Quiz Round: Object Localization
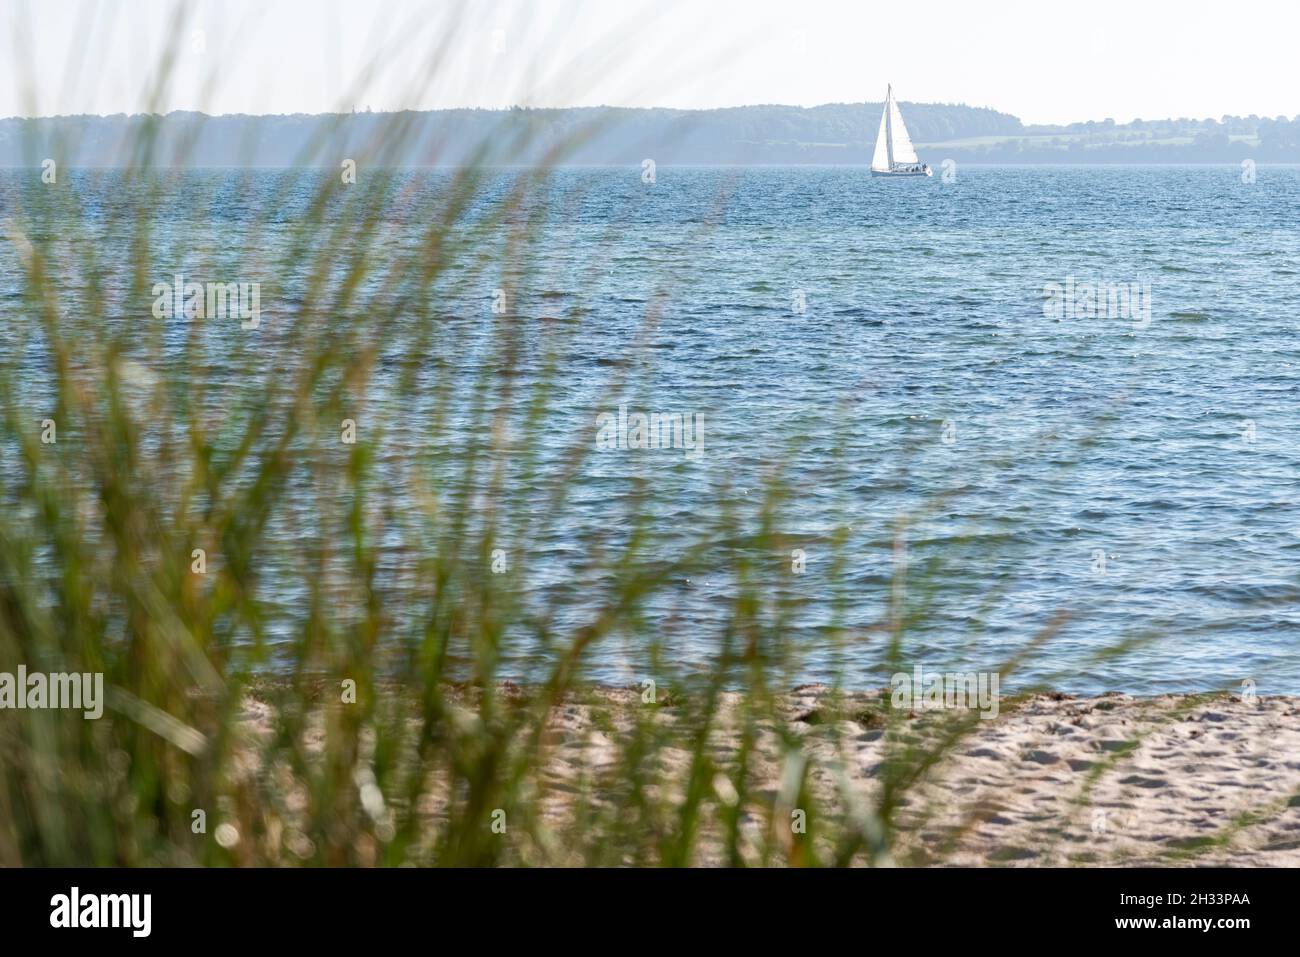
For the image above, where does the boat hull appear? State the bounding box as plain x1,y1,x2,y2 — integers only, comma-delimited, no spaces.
870,168,932,178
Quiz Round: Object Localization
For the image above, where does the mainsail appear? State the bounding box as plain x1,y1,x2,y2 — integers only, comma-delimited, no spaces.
887,93,918,164
871,85,919,171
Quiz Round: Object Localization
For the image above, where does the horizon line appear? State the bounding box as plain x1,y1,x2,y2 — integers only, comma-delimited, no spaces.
6,102,1296,128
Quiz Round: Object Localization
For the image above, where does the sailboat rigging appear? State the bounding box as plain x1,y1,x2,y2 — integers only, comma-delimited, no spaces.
870,85,932,178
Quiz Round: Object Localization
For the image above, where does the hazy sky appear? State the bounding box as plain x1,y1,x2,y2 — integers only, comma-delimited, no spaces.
5,0,1298,124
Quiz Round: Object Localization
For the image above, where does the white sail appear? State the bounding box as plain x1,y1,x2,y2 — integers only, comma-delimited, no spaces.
870,98,890,171
887,93,918,165
870,85,928,176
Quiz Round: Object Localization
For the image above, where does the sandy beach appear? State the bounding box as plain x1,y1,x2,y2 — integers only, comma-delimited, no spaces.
236,683,1300,866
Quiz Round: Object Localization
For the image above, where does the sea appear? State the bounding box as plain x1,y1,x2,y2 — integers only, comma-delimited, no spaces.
3,165,1299,694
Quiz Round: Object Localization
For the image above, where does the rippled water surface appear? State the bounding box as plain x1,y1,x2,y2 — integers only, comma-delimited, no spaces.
4,166,1299,693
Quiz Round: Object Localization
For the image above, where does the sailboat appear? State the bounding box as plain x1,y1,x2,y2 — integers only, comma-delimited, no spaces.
870,85,932,177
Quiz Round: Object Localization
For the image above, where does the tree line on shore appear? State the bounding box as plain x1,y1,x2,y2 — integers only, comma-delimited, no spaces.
2,103,1297,166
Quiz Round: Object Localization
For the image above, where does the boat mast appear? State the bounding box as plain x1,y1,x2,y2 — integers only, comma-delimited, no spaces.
884,84,894,168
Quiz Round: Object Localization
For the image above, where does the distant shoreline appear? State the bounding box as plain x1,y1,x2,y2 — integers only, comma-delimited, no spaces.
5,162,1299,170
4,105,1297,167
